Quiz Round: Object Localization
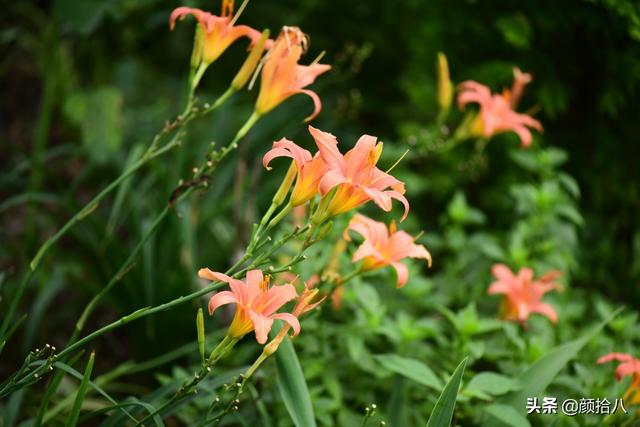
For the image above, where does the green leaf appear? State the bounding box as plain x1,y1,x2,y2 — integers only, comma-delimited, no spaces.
484,309,622,427
465,372,521,397
275,334,317,427
65,351,95,427
374,354,443,391
426,358,467,427
484,404,531,427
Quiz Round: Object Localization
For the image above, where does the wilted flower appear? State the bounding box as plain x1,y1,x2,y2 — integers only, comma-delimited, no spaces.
263,275,324,355
263,138,327,206
346,214,431,287
255,27,331,122
310,126,409,220
597,352,640,405
457,80,542,148
487,264,561,324
199,268,299,344
170,0,263,66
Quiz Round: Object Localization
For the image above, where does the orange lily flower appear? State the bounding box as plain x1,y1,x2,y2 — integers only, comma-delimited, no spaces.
170,0,263,65
457,80,542,148
487,264,561,324
310,126,409,220
263,138,327,206
598,352,640,405
199,268,299,344
255,27,331,122
346,214,431,287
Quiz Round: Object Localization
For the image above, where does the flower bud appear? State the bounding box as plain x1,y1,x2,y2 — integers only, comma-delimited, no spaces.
272,161,297,206
190,25,204,70
197,308,206,364
437,52,453,113
232,29,270,91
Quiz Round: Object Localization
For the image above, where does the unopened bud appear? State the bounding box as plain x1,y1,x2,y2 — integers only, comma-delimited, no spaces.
272,161,297,206
232,29,270,90
437,52,453,113
196,308,206,365
190,25,204,69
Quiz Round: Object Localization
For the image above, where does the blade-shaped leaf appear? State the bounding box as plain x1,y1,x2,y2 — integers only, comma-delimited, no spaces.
275,335,316,427
374,354,443,391
65,351,95,427
426,357,467,427
484,308,622,427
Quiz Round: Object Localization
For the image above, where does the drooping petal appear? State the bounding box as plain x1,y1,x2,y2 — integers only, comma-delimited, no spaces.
227,24,263,47
169,7,212,31
391,261,409,288
387,190,410,221
513,124,534,148
208,291,238,315
249,311,275,344
298,89,323,122
271,312,301,336
457,81,492,109
531,302,558,323
362,186,393,212
263,138,312,170
598,353,636,364
615,362,638,381
198,268,245,289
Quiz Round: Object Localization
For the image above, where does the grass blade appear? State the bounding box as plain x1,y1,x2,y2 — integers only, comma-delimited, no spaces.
426,357,467,427
275,334,316,427
65,351,95,427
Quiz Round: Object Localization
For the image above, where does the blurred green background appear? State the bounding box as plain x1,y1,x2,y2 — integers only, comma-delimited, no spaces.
2,0,640,425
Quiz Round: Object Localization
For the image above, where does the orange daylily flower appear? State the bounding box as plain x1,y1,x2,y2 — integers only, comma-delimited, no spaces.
457,79,542,148
487,264,561,324
598,352,640,405
199,268,299,344
263,138,327,206
310,126,410,220
170,0,263,65
255,27,331,122
346,214,431,287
